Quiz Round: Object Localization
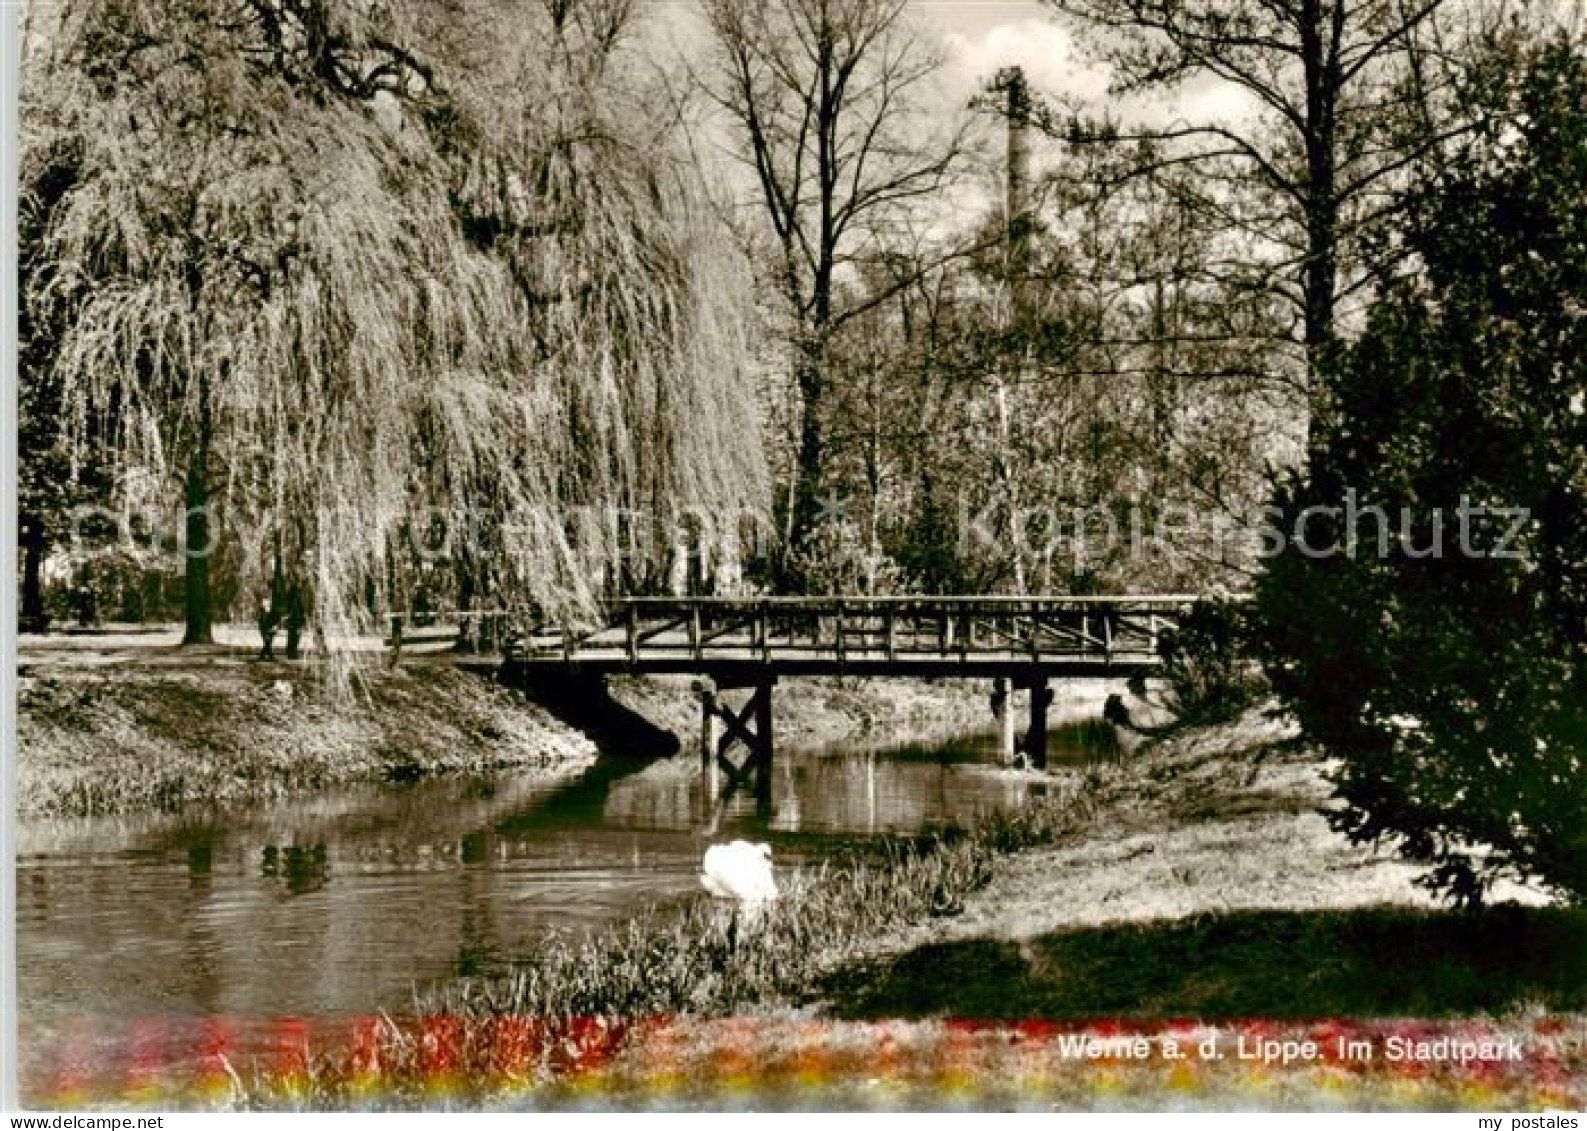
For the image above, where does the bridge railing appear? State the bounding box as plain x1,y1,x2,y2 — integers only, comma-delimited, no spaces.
382,595,1212,668
512,595,1203,666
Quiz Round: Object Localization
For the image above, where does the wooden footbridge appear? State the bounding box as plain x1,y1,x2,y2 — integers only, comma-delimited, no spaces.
388,594,1201,797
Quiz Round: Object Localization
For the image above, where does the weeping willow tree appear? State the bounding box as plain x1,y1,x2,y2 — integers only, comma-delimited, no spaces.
21,0,767,657
400,0,770,604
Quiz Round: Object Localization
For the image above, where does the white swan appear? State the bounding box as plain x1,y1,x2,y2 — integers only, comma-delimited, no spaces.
700,840,777,904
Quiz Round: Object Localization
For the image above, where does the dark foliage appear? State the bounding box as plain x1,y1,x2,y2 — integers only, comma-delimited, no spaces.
1157,597,1266,725
1255,34,1587,905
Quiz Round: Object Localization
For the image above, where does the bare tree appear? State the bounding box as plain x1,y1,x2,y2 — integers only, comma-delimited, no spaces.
701,0,964,558
1043,0,1502,444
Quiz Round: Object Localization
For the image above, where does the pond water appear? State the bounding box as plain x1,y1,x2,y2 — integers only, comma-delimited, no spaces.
16,717,1119,1089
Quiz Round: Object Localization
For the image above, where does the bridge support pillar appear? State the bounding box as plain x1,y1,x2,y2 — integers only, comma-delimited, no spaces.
991,678,1016,764
1023,676,1052,771
696,681,722,804
693,677,776,813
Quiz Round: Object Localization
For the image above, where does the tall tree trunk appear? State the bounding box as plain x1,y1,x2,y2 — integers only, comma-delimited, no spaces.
181,381,215,646
20,514,48,631
258,531,284,658
789,338,827,553
456,558,477,653
284,579,306,660
1303,155,1339,448
1300,0,1344,458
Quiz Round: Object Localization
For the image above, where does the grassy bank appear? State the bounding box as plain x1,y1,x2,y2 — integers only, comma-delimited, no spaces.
16,662,599,818
823,904,1587,1020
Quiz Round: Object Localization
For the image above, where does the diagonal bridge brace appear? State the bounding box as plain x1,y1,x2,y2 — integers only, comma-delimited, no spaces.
713,694,763,785
694,677,775,804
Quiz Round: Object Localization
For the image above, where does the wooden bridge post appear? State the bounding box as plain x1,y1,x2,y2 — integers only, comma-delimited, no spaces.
752,680,774,814
1025,676,1052,771
992,678,1016,764
694,678,721,803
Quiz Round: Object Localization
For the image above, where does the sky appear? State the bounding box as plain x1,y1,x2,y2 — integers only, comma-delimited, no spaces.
913,0,1110,104
912,0,1258,128
647,0,1254,127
